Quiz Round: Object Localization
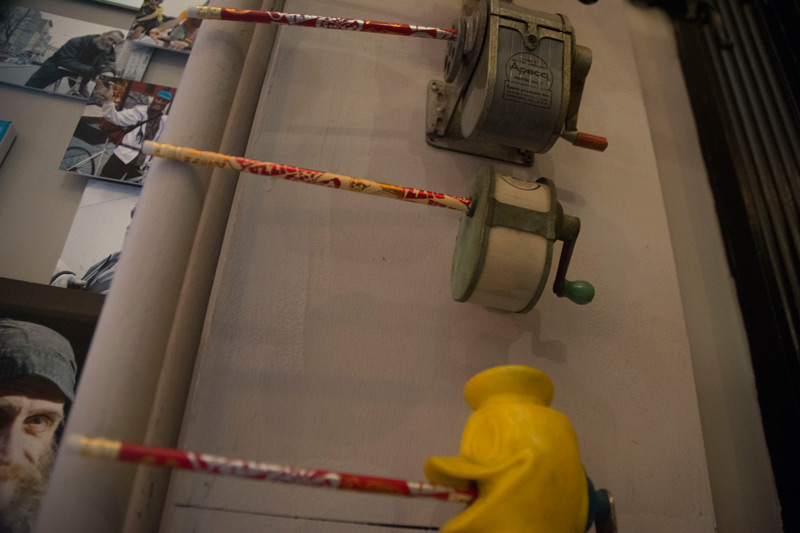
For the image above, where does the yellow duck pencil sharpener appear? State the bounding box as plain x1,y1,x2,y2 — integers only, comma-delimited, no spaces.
426,365,615,532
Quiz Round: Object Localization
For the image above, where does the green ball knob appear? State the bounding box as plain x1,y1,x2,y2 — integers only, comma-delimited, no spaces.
560,280,595,305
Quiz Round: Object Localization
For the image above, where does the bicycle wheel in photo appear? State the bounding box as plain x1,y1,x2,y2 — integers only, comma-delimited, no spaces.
61,146,96,175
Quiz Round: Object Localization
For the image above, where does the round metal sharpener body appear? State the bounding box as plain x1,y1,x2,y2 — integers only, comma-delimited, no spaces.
451,165,555,313
460,3,575,153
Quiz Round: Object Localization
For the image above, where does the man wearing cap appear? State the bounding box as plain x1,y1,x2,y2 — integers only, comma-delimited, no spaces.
0,319,77,533
98,86,172,182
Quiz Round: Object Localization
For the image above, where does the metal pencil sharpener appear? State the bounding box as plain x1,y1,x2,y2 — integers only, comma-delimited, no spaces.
451,165,594,312
427,0,607,166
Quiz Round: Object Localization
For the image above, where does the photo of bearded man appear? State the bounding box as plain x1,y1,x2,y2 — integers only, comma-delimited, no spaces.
0,320,76,533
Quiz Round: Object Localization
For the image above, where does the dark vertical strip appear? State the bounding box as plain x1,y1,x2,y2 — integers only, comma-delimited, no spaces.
673,0,800,528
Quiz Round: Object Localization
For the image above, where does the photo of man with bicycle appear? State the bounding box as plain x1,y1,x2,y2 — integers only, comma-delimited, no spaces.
0,6,131,99
23,30,123,98
59,77,176,186
96,81,171,182
125,0,204,53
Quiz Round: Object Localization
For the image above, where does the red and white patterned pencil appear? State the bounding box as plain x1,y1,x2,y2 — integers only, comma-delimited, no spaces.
142,141,473,212
68,436,478,503
187,6,458,41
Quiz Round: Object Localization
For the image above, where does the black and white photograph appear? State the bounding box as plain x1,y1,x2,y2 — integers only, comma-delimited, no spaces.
0,6,151,99
125,0,204,53
51,179,138,295
60,76,175,185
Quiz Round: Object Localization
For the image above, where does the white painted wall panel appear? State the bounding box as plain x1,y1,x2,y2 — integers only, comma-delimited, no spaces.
162,0,715,530
167,504,438,532
625,5,780,531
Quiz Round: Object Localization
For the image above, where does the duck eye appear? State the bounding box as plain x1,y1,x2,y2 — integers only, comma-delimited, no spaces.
463,417,501,462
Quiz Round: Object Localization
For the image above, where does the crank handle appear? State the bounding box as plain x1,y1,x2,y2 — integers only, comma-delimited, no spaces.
561,131,608,152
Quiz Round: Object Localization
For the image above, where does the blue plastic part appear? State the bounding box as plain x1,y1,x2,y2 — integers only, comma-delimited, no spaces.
585,476,611,531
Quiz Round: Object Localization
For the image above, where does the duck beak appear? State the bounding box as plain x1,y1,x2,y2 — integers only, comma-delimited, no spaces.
424,451,531,490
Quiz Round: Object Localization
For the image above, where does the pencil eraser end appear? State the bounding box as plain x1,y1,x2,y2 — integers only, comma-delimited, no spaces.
142,140,154,155
187,6,198,18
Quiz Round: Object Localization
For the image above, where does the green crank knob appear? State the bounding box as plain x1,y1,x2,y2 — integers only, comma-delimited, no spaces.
560,280,595,305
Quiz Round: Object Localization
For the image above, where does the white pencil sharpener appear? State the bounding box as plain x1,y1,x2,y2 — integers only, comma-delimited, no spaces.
451,165,594,312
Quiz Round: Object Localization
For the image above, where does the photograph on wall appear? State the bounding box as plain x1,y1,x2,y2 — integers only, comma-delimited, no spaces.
90,0,145,10
60,76,175,185
0,306,101,531
51,179,139,295
0,5,151,99
124,0,204,53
